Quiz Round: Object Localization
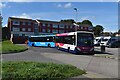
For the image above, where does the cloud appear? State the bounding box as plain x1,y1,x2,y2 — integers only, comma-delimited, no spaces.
57,4,62,7
0,0,118,2
12,13,32,19
3,24,7,27
0,2,6,8
1,0,35,2
80,16,96,21
64,3,71,8
57,3,72,8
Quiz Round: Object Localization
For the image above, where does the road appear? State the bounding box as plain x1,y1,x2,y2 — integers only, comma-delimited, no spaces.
94,47,119,59
2,47,119,78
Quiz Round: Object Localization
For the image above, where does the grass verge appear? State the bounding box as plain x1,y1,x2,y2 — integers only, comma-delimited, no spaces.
1,40,28,54
2,61,86,80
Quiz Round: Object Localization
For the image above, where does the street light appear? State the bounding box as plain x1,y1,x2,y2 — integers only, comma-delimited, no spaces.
0,12,3,27
74,8,77,31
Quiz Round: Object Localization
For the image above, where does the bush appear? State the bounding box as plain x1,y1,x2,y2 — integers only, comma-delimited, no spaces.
2,61,86,80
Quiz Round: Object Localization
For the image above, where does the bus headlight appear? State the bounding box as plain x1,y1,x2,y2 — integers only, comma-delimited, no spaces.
77,47,81,51
90,48,94,51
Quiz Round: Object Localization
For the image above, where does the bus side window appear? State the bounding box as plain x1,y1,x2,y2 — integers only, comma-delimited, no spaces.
53,37,55,42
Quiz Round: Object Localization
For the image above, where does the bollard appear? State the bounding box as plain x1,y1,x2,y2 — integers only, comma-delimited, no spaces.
101,45,105,52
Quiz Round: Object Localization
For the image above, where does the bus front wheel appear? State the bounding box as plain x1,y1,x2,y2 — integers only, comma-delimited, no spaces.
68,47,70,52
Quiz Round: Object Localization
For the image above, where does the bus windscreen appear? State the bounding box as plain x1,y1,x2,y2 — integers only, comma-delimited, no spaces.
77,33,93,46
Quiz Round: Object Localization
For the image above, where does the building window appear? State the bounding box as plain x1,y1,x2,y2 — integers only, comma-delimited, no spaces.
22,34,25,36
48,29,51,33
28,28,31,31
66,25,68,28
53,24,58,28
34,23,39,35
66,30,68,33
59,24,64,28
53,29,58,33
13,34,19,37
42,29,46,33
81,27,83,29
70,25,72,28
42,23,46,26
12,27,20,31
28,22,31,26
22,22,26,25
48,24,51,27
13,21,20,25
59,30,64,33
22,28,26,31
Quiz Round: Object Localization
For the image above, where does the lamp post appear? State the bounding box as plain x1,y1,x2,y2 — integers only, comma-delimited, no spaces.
74,8,77,31
0,12,3,27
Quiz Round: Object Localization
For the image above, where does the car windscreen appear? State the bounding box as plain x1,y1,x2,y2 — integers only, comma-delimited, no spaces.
102,39,108,41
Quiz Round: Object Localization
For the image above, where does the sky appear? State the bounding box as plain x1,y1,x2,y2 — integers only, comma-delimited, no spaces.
0,1,118,32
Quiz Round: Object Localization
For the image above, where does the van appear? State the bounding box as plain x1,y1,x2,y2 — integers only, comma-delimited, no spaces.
94,36,103,46
100,36,117,47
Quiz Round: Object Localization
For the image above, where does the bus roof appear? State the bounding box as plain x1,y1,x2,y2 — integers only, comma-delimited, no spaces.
29,35,56,37
56,31,93,36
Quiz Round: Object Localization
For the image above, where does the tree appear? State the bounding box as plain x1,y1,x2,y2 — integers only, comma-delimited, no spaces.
76,22,82,25
60,19,75,24
81,20,93,26
93,25,104,37
2,27,11,40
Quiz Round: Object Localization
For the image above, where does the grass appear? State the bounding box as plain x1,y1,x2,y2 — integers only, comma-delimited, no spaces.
1,40,28,54
2,61,86,80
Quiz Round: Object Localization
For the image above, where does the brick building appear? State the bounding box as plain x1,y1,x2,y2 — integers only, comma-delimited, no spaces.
8,17,93,43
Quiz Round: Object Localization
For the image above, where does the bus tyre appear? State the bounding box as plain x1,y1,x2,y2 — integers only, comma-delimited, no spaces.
68,47,70,52
48,44,51,47
57,46,60,50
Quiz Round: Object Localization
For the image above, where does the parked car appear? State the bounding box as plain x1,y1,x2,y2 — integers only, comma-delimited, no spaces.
108,41,120,48
100,36,118,47
94,36,103,46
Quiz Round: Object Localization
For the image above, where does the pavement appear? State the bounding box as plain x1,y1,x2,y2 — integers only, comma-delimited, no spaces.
94,47,119,60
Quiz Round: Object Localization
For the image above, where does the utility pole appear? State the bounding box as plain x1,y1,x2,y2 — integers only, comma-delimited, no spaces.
0,12,3,27
74,8,77,31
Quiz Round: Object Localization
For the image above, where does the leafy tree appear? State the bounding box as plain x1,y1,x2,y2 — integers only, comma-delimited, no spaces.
93,25,104,37
2,27,11,40
81,20,93,26
76,22,82,25
60,19,75,24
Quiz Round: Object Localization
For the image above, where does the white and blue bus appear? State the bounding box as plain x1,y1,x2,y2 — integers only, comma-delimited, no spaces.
28,35,56,47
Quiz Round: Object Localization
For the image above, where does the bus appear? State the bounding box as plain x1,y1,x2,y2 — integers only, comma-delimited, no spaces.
55,31,94,54
28,35,56,47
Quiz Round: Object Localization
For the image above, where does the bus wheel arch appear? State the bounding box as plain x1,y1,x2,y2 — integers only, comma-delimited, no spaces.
48,44,51,47
57,46,60,49
68,47,70,52
32,43,34,46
